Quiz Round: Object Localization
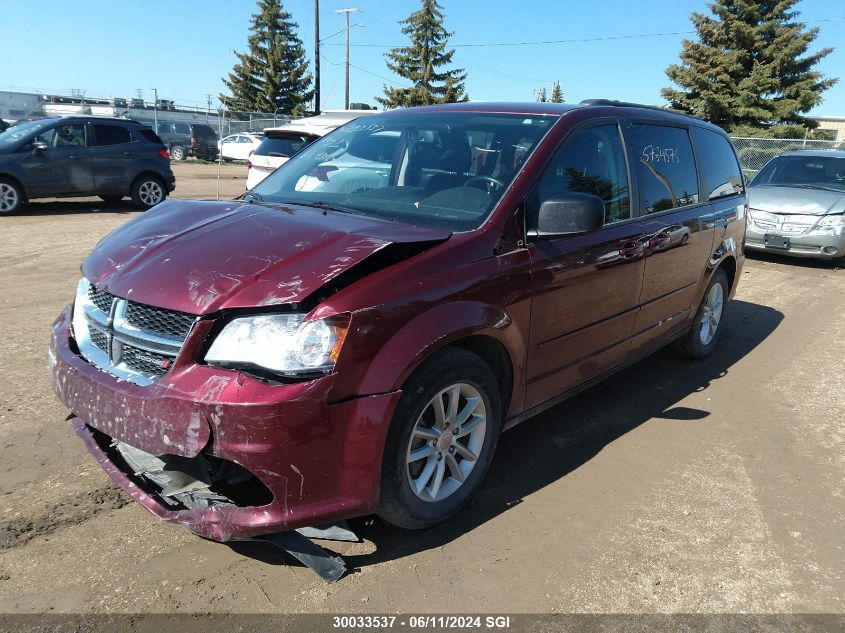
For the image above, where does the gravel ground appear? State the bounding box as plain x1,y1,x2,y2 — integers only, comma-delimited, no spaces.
0,163,842,619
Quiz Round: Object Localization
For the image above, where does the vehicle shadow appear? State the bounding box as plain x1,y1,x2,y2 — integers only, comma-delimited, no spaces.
232,298,783,572
15,199,141,216
745,249,843,270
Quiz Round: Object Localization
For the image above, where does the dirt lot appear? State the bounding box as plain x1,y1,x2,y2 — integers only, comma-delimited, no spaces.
0,162,843,616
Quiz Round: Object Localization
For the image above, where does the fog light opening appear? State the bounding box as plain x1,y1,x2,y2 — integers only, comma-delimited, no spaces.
822,246,838,256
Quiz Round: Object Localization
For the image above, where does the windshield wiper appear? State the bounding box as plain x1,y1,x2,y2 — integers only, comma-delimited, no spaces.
281,200,357,214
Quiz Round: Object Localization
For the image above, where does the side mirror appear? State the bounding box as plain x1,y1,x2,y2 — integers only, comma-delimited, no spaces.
32,140,48,154
530,192,605,238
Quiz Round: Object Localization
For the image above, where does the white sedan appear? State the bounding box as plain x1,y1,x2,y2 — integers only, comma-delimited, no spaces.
218,133,263,161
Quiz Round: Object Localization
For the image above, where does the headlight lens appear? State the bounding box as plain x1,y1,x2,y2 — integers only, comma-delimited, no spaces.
205,313,349,375
817,214,845,228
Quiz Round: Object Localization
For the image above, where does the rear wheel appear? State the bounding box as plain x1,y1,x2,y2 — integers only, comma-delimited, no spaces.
673,268,728,359
0,178,23,215
378,347,502,530
170,145,186,161
130,175,166,210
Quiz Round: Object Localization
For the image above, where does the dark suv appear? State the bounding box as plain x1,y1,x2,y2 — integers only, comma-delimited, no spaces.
0,117,175,213
50,101,745,543
152,121,218,161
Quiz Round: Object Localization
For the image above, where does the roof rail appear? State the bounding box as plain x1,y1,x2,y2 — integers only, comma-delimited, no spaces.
580,99,688,116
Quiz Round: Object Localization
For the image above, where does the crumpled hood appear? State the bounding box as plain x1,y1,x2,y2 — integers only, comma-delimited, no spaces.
82,199,450,314
748,186,845,216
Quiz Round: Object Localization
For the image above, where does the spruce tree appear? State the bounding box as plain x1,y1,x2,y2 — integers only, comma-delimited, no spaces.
536,87,548,103
550,81,564,103
662,0,836,131
376,0,468,108
221,0,313,115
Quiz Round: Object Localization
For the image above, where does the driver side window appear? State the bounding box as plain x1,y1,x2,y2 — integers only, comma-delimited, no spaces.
36,123,87,148
533,123,631,224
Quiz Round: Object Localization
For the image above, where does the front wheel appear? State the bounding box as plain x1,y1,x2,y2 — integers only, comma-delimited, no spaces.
378,348,502,530
0,178,24,215
130,175,166,210
673,268,728,359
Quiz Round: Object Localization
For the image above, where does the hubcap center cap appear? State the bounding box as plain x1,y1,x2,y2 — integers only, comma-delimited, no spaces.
436,431,453,451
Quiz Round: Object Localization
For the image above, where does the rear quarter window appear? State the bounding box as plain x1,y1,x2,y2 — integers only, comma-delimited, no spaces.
92,124,132,146
192,125,217,139
692,127,744,200
137,128,164,144
627,123,699,215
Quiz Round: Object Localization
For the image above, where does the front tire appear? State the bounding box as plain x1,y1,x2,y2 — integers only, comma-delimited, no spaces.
378,347,502,530
130,175,166,210
0,178,24,215
673,268,729,359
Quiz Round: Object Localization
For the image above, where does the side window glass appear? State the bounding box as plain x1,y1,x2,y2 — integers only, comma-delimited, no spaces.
691,127,744,200
534,123,631,224
36,123,87,148
627,124,699,214
174,123,191,135
92,124,131,146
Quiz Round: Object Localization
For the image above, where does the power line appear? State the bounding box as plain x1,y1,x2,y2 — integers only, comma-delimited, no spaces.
320,53,411,88
323,16,845,49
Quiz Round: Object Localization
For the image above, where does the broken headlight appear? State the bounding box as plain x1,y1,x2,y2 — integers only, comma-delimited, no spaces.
204,313,349,376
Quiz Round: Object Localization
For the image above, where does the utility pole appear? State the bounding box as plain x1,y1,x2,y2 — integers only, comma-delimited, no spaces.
314,0,320,114
335,7,358,109
152,87,158,130
205,94,212,123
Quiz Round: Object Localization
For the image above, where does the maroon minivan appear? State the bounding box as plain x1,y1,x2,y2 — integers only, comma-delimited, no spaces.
50,101,746,541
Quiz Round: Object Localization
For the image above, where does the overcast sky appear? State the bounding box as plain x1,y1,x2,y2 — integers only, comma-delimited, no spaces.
1,0,842,115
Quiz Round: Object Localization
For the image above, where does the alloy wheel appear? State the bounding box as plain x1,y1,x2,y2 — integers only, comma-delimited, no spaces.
0,183,19,213
699,282,724,345
406,382,487,502
139,181,163,207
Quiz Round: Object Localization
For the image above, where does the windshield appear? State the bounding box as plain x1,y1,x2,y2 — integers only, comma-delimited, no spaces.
250,112,556,231
0,119,52,145
751,154,845,192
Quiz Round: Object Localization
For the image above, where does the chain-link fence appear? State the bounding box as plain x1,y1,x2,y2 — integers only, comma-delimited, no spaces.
220,115,291,135
730,136,842,178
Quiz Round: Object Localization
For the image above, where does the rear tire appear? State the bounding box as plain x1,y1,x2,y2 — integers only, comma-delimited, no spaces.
673,268,729,359
170,145,186,161
378,347,502,530
0,178,24,215
130,175,166,210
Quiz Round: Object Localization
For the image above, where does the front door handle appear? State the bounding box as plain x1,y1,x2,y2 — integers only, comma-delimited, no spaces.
68,154,81,159
122,152,135,157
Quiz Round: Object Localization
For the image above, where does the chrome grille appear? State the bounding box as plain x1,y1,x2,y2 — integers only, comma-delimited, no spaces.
88,285,115,314
73,280,198,386
124,302,195,339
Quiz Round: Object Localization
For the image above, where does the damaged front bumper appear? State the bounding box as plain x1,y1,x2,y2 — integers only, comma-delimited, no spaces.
50,306,401,541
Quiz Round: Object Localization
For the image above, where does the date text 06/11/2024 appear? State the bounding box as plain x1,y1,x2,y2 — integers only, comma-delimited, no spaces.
332,615,512,629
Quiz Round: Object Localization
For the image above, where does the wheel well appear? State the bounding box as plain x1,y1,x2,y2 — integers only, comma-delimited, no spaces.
448,335,514,415
131,171,165,187
717,256,737,292
0,174,27,200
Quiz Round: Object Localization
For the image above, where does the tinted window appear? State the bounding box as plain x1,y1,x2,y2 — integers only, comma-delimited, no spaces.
692,127,743,200
191,124,217,139
627,124,699,214
155,122,172,135
254,135,312,157
92,124,131,146
0,119,51,145
174,123,191,135
137,128,163,144
532,123,631,224
36,123,87,148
